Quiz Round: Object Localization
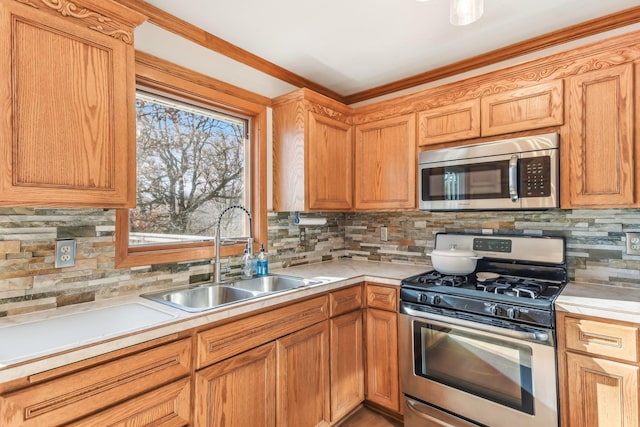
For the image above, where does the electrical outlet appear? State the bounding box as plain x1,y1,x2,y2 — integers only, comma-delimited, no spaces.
300,230,306,243
55,239,76,268
380,226,388,242
626,232,640,255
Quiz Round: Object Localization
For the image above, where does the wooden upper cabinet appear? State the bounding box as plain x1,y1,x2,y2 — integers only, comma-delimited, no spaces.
481,80,563,136
354,113,416,210
418,98,480,146
0,0,144,208
563,63,636,208
272,88,353,212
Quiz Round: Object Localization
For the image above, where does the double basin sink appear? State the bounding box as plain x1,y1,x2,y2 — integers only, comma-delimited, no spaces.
142,274,322,312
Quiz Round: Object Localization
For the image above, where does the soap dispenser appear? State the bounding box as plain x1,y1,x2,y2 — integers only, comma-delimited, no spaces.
256,244,268,277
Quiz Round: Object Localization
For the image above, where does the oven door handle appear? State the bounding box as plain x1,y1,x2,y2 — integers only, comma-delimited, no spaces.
402,307,550,343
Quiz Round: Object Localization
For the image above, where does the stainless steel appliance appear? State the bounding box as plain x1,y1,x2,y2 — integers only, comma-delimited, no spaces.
418,133,559,211
400,233,567,427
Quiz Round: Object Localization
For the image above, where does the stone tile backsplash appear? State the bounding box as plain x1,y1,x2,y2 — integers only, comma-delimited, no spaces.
0,208,639,317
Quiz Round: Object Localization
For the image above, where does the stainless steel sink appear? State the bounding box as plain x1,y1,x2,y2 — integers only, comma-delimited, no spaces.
142,275,323,313
230,274,322,293
142,285,262,313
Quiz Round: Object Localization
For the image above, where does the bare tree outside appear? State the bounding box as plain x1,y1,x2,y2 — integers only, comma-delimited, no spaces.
129,93,249,246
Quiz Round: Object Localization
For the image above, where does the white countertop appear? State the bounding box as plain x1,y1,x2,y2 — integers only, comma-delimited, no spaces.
0,259,429,383
556,281,640,324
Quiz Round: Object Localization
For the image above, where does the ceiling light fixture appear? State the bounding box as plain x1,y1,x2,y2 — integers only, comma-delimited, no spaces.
417,0,484,26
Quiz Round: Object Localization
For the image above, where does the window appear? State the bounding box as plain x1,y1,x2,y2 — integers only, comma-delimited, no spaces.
131,92,250,246
116,53,268,268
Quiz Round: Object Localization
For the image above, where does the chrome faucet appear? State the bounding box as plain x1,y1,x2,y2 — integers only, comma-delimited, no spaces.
213,205,253,283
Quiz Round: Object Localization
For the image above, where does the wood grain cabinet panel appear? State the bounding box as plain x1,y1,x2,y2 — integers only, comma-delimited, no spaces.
330,310,364,421
354,114,416,210
277,321,331,427
272,88,353,212
0,338,191,427
564,316,639,363
563,63,636,207
565,352,639,427
330,284,363,317
0,0,143,207
418,98,481,146
67,378,191,427
195,342,276,427
366,283,397,312
365,307,400,412
481,80,563,136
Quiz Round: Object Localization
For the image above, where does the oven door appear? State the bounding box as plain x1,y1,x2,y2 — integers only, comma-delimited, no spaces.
399,307,558,427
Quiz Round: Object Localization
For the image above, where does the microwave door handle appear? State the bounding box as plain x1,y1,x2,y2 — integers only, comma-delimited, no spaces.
509,155,519,202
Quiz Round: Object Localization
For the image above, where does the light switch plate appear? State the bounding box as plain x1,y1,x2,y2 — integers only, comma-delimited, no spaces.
380,226,388,242
626,232,640,255
55,239,76,268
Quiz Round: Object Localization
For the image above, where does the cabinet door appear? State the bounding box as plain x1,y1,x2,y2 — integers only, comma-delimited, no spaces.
308,111,353,210
365,308,400,412
277,321,330,427
0,0,140,207
481,80,563,136
565,352,639,427
354,114,416,210
330,310,364,422
194,342,276,427
418,99,480,146
563,64,636,207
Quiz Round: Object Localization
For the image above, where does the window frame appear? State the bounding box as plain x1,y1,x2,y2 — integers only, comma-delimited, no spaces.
115,52,268,268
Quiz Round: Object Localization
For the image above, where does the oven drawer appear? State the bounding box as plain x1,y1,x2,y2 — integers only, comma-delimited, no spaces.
563,315,639,363
404,397,479,427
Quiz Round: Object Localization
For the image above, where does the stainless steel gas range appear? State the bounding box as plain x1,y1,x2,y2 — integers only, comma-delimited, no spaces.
399,233,567,427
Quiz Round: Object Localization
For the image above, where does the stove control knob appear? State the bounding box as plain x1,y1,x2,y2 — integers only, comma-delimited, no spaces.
418,293,428,303
507,307,519,319
488,305,499,316
430,295,441,305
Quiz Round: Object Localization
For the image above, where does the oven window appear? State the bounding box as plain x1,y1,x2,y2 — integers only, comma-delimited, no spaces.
413,321,534,415
422,160,510,201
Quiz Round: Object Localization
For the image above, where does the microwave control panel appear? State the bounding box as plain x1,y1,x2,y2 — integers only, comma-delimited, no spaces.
520,156,550,197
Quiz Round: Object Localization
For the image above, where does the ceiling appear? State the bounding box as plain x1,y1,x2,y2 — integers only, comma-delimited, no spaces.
137,0,640,103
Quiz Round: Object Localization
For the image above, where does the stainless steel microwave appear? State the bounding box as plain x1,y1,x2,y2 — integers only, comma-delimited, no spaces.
419,133,559,211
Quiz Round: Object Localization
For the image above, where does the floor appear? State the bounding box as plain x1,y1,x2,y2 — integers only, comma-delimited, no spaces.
339,407,403,427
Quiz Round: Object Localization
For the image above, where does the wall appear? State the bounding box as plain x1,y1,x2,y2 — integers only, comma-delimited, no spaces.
0,208,639,317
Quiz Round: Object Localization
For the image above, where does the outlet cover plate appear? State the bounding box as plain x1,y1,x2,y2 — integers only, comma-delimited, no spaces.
626,232,640,255
55,239,76,268
380,226,388,242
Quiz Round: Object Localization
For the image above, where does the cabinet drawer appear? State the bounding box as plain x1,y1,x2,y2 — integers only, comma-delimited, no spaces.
330,285,363,317
0,338,192,427
366,284,397,311
197,295,329,369
564,316,639,363
67,378,191,426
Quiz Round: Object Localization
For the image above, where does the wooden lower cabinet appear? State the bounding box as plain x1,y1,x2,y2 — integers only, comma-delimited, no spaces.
0,338,192,427
558,312,640,427
195,342,277,427
277,321,331,427
330,310,364,421
365,308,400,412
